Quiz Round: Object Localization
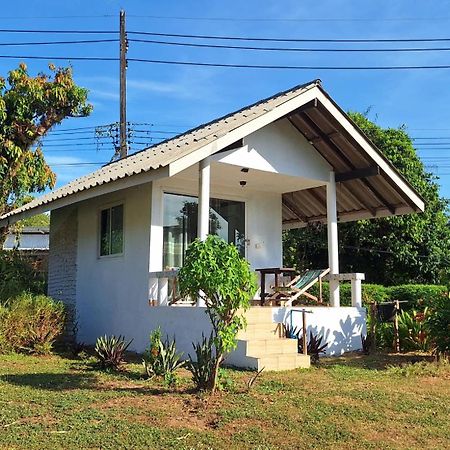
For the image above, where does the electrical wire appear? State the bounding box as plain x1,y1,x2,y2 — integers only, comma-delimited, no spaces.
128,30,450,44
130,38,450,53
0,39,118,46
0,28,116,34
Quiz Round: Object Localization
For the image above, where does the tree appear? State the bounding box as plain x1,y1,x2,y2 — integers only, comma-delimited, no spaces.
284,112,450,285
178,235,257,392
0,63,92,243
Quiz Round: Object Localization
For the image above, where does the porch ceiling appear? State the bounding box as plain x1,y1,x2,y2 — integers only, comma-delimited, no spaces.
282,99,423,228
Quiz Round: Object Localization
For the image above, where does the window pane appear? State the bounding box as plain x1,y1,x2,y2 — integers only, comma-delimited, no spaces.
100,208,111,256
163,193,198,268
111,205,124,254
163,193,246,266
210,198,245,257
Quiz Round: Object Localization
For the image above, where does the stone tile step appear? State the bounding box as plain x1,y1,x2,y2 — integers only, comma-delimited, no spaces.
237,323,283,340
237,338,298,356
243,353,310,371
241,307,274,322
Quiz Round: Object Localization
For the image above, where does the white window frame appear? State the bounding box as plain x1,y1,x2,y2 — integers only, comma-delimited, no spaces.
98,201,125,259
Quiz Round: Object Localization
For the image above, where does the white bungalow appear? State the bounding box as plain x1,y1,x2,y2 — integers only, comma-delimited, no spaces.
0,80,424,370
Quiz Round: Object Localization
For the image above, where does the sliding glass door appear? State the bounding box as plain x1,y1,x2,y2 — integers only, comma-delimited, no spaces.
163,193,245,269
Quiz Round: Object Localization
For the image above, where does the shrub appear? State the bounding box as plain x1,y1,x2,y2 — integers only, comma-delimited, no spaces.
142,328,185,386
186,333,216,391
397,309,430,352
0,250,47,304
427,295,450,358
179,235,257,392
94,334,132,371
284,325,327,363
0,293,65,354
386,285,448,310
307,282,387,307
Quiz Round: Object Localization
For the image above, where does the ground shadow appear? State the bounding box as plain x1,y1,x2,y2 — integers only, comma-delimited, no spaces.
0,370,197,395
321,351,434,370
0,372,99,391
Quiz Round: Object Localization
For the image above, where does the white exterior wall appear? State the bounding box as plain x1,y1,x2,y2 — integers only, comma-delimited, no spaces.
75,183,152,347
273,306,366,355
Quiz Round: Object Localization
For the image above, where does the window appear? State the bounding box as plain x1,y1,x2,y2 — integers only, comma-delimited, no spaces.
163,193,245,268
100,204,124,256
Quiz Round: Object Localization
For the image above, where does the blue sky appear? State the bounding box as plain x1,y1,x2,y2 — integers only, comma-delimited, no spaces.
1,0,450,199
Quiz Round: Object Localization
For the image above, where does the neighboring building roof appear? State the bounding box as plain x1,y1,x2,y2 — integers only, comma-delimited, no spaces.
3,226,49,251
0,80,425,227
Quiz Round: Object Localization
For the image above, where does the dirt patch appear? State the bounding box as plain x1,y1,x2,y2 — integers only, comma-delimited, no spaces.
94,392,220,432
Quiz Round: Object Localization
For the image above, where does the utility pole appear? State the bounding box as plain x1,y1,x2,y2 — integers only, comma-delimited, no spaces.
119,9,128,158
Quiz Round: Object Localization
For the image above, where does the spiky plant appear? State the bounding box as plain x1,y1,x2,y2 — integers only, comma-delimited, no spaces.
186,333,216,391
142,328,185,386
94,334,132,371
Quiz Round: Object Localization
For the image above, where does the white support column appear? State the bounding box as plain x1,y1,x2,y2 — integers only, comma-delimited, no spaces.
327,171,340,307
198,157,211,241
148,182,164,305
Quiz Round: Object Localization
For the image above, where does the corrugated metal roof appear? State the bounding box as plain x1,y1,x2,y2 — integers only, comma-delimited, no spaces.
0,80,320,223
0,79,425,227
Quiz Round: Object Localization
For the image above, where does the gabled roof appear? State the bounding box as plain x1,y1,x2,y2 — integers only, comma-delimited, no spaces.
0,80,424,227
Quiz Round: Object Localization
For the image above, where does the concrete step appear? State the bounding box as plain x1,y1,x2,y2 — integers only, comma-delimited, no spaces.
239,338,298,356
227,352,310,371
241,307,274,323
237,323,281,340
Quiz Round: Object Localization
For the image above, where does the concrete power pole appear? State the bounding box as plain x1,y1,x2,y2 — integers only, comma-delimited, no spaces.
119,9,128,158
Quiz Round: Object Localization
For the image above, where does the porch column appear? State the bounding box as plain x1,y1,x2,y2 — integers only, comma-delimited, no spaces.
327,171,340,307
198,157,211,240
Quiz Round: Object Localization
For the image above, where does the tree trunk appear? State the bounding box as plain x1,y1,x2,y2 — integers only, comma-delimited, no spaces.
209,353,223,393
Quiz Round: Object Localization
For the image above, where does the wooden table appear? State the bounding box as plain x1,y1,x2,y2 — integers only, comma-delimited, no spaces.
255,267,297,306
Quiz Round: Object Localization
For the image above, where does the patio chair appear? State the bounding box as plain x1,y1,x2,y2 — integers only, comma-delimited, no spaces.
266,268,330,306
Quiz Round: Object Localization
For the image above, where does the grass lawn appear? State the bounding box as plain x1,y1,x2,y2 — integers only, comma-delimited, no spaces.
0,352,449,449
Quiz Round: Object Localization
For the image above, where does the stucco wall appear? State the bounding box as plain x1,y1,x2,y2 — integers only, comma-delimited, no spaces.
48,206,78,339
75,183,153,346
273,306,366,355
77,303,365,357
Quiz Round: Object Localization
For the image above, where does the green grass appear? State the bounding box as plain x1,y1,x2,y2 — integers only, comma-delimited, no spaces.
0,352,449,449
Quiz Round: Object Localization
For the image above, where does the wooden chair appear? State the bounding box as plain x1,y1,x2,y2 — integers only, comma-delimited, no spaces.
266,268,330,306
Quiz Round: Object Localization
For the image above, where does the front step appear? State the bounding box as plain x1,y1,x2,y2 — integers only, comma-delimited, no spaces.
225,308,311,371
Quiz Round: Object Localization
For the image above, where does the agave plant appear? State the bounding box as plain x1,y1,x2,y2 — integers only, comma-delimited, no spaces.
186,333,216,391
298,331,327,364
283,325,327,363
142,327,185,386
94,334,132,371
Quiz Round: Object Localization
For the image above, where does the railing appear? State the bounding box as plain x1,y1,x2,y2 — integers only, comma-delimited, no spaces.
148,269,180,306
325,273,365,307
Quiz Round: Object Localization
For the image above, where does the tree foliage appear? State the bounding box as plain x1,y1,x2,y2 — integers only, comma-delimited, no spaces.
0,63,91,240
178,235,257,392
284,112,450,285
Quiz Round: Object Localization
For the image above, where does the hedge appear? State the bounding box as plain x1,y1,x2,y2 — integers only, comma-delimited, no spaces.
307,282,447,309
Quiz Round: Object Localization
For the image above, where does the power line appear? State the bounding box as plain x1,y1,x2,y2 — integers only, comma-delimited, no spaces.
128,57,450,71
0,54,117,61
5,53,450,70
0,28,116,34
130,38,450,53
127,14,450,23
0,39,118,46
128,30,450,44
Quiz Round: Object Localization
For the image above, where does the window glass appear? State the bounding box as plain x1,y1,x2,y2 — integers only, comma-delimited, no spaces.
163,193,245,268
111,205,124,254
100,204,123,256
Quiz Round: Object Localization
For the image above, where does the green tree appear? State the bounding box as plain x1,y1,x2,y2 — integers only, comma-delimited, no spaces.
0,63,92,242
284,112,450,285
178,235,257,392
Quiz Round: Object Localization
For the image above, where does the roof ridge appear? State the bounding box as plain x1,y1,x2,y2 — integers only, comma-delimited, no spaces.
105,79,321,165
